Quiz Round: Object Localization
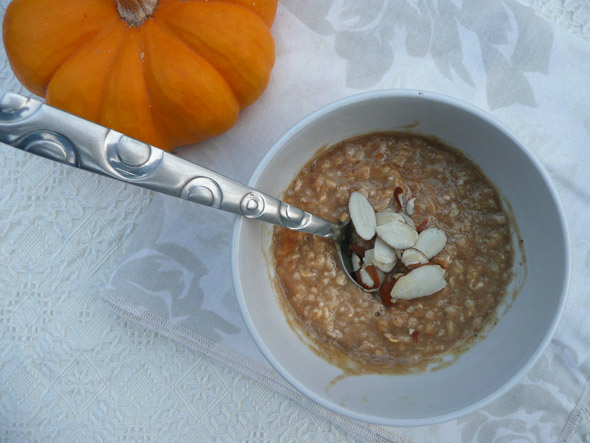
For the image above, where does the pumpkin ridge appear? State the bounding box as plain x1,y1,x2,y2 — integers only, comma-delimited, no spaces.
97,26,168,148
97,28,139,125
191,0,268,21
152,18,239,104
209,0,277,27
149,17,239,105
44,17,123,95
150,16,214,68
135,21,183,146
160,0,276,27
155,1,274,107
47,20,130,122
134,26,176,147
3,0,121,96
140,19,240,147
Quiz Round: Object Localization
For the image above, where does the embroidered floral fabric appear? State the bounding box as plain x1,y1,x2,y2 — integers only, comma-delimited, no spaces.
1,0,590,441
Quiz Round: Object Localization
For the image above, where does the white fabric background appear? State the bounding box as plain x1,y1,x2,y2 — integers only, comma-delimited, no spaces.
1,0,590,441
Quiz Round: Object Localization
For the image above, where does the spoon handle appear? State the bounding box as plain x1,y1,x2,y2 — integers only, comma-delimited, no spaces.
0,93,338,238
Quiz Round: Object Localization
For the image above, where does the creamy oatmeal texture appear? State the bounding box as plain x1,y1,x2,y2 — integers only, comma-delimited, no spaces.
272,132,515,373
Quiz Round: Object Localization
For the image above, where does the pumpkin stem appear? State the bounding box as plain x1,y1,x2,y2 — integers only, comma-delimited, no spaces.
117,0,159,26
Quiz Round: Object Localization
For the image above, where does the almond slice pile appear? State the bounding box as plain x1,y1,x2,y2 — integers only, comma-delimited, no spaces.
347,187,449,306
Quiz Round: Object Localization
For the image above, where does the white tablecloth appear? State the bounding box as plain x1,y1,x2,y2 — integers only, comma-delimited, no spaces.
2,0,590,441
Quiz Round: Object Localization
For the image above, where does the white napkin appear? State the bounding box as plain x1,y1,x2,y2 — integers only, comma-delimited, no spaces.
103,0,590,440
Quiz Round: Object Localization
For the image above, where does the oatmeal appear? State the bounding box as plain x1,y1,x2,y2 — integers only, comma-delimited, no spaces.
272,132,515,373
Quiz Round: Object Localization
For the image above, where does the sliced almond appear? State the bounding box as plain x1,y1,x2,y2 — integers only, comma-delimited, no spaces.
416,218,429,233
394,248,403,261
394,187,404,210
376,209,405,226
351,253,362,272
376,209,415,230
406,198,416,216
389,265,447,300
358,267,374,288
413,227,447,259
379,278,396,307
401,248,429,268
349,192,376,240
375,219,419,250
400,213,416,230
374,259,395,273
357,265,380,291
374,237,397,265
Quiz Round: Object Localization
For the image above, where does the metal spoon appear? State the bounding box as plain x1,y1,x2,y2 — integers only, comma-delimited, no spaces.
0,93,364,289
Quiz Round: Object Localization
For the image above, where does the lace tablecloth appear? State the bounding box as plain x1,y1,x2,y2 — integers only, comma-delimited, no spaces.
2,0,590,441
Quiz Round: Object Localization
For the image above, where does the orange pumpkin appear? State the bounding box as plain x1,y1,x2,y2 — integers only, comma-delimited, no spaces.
2,0,278,151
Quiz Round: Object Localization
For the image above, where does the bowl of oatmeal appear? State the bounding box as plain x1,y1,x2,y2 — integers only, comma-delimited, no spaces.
231,90,569,425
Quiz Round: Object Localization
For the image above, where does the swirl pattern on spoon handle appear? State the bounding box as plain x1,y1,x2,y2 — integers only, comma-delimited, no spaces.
0,93,338,238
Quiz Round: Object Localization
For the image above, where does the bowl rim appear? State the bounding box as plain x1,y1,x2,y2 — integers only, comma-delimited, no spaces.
231,89,571,426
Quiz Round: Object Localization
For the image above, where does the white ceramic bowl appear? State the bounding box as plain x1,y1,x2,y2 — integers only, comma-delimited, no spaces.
231,90,570,426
